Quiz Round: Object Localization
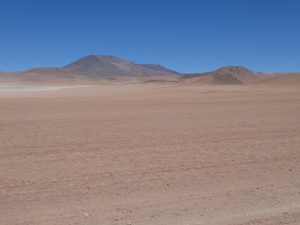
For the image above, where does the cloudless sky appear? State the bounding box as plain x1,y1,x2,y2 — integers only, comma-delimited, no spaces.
0,0,299,73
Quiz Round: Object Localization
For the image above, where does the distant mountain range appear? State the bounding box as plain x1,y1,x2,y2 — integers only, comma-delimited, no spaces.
0,55,299,85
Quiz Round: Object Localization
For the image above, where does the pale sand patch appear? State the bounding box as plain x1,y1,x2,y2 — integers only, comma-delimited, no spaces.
0,83,92,91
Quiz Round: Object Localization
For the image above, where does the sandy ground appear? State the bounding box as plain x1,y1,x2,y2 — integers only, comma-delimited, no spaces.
0,83,300,225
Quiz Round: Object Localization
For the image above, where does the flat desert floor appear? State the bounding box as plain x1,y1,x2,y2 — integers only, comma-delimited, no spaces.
0,84,300,225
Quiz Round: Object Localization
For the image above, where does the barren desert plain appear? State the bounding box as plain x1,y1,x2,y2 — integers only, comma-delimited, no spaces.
0,78,300,225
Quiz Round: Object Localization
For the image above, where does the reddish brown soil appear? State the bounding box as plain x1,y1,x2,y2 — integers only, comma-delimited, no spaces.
0,84,300,225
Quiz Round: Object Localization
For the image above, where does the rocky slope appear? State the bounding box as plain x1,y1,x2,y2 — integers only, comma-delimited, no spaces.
184,66,256,85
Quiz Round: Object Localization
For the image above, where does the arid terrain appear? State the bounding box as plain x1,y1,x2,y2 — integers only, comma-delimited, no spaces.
0,79,299,225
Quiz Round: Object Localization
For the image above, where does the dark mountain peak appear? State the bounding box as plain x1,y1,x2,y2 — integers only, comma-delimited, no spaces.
92,55,129,63
63,55,179,77
65,55,129,67
83,54,99,59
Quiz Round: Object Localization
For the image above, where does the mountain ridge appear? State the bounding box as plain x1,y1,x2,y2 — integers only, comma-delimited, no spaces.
1,55,299,85
63,55,180,77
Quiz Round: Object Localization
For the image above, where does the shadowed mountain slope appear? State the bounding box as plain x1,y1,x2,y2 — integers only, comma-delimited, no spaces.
64,55,180,77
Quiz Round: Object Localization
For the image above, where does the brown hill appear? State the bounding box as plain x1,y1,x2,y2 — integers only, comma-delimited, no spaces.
184,66,256,85
215,66,256,83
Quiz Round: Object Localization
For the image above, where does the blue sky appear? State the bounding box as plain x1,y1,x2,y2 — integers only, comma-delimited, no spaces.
0,0,299,73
